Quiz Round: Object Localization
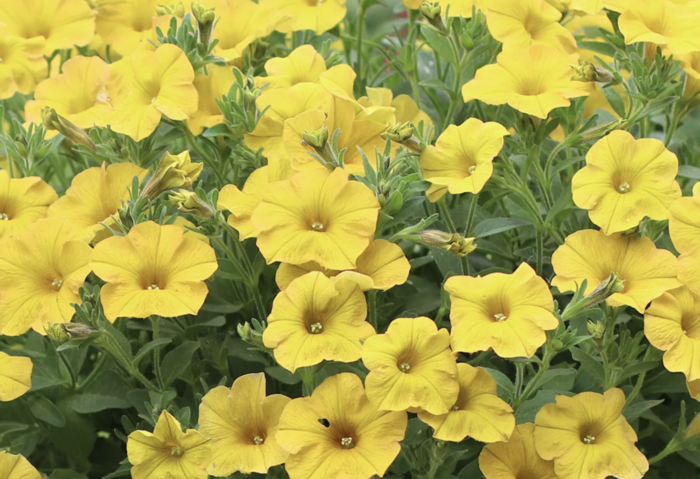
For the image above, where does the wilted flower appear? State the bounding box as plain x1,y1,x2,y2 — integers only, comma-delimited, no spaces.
168,190,214,217
141,151,203,200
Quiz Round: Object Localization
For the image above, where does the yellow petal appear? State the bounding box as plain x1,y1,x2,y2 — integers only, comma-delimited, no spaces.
0,352,32,402
0,451,41,479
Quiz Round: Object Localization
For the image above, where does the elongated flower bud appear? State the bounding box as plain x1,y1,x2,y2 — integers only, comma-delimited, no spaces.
41,107,96,149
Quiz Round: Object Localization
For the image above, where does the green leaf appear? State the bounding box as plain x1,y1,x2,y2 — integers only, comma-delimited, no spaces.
133,338,172,367
50,470,89,479
603,86,626,117
539,368,576,391
421,26,457,65
618,361,659,383
571,347,605,384
577,41,617,57
472,218,533,238
623,399,664,421
516,390,558,423
161,341,201,386
265,366,301,385
418,79,452,94
71,370,131,414
29,396,66,427
201,123,234,138
0,422,28,441
484,367,514,401
678,165,700,180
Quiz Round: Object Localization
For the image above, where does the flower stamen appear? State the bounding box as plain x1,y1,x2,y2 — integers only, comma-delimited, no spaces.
583,435,596,444
171,446,183,456
340,437,355,449
253,436,264,445
399,362,411,373
0,213,8,220
310,322,323,334
311,222,325,232
493,313,507,322
468,165,476,175
618,182,631,194
147,284,160,290
51,279,63,289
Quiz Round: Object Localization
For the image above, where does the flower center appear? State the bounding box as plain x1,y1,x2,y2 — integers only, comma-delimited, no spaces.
681,314,700,340
0,213,8,220
311,222,325,232
171,446,183,457
452,404,460,411
147,284,160,290
618,182,631,194
583,435,596,444
253,435,264,445
51,279,63,289
468,165,476,175
493,313,507,322
310,322,323,334
399,362,411,373
340,437,355,449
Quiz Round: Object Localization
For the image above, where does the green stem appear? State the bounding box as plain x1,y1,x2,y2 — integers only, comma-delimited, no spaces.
535,227,544,275
151,317,165,391
464,193,479,238
222,223,267,319
368,290,379,330
514,348,554,409
355,2,365,95
100,335,159,392
75,352,108,393
468,350,492,366
648,438,683,465
57,349,77,390
437,198,468,274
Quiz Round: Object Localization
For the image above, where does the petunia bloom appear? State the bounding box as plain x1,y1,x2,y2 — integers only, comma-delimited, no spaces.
445,263,559,358
0,169,58,240
552,229,681,313
0,452,41,479
90,221,219,322
276,372,408,479
645,286,700,381
48,162,148,243
199,373,291,475
0,351,32,401
0,218,92,336
479,423,558,479
669,183,700,294
418,363,515,443
251,168,380,270
255,45,330,90
362,316,459,415
275,239,411,291
420,118,509,202
0,25,47,99
109,44,198,141
188,65,235,135
462,45,593,119
261,0,347,35
534,388,649,479
127,410,211,479
487,0,577,53
263,272,374,372
572,130,681,235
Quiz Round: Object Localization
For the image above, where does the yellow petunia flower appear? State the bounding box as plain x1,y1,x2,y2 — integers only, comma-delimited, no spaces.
263,272,375,372
276,372,407,479
48,162,148,243
479,423,558,479
669,183,700,294
199,373,291,475
0,25,47,99
0,452,41,479
572,130,681,235
24,55,112,131
0,218,92,336
108,44,198,141
534,388,649,479
462,45,593,119
552,229,682,313
0,351,32,401
680,52,700,105
645,286,700,381
420,117,508,202
218,163,293,240
0,0,94,55
487,0,577,53
245,82,334,164
90,221,219,322
0,169,58,240
275,239,411,291
251,168,380,270
362,316,459,415
688,378,700,401
256,45,328,90
356,87,430,126
188,65,235,135
618,0,700,56
446,263,558,358
127,410,211,479
418,363,515,443
261,0,347,35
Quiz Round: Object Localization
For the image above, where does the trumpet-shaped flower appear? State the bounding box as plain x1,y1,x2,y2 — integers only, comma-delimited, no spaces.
487,0,577,53
263,272,374,372
277,372,407,479
127,410,211,479
645,286,700,381
256,45,328,90
462,45,593,119
48,162,148,243
420,118,509,202
24,56,112,130
0,218,92,336
109,44,198,141
479,423,558,479
669,183,700,294
251,168,380,270
0,452,41,479
534,388,649,479
0,0,94,54
199,373,291,475
262,0,347,35
0,352,32,401
188,65,235,135
552,229,682,313
418,364,515,443
141,150,202,200
90,221,219,321
445,263,558,358
275,239,411,291
618,0,700,56
362,316,459,415
0,170,57,240
572,130,681,235
356,87,428,126
0,26,47,99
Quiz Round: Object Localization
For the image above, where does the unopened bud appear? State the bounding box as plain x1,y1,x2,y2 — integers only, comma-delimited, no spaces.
141,151,203,200
571,61,614,83
419,2,446,31
582,273,625,310
237,322,253,342
41,107,96,150
382,122,422,153
45,323,97,342
156,3,185,17
459,34,475,50
237,321,266,348
302,126,329,149
418,230,477,257
587,320,606,340
191,2,216,49
168,190,215,217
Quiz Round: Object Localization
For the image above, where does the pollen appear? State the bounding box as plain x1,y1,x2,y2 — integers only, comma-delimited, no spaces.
452,405,460,411
171,446,183,456
51,279,63,288
311,222,325,232
493,313,507,322
340,437,355,449
583,435,596,444
253,436,264,445
0,213,8,220
618,182,631,194
399,362,411,373
468,165,476,175
147,284,160,290
310,322,323,334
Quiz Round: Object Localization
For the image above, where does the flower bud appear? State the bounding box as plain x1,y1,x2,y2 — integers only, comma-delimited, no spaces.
191,2,216,49
551,339,565,351
168,189,215,217
459,34,475,50
41,107,96,150
237,321,266,348
45,322,97,342
581,273,625,310
382,122,423,153
587,320,606,340
571,61,614,83
686,414,700,440
419,2,446,31
302,125,330,149
141,151,203,200
418,230,477,257
156,3,185,17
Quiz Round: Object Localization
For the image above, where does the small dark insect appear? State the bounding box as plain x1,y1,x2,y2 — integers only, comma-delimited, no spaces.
318,418,331,428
